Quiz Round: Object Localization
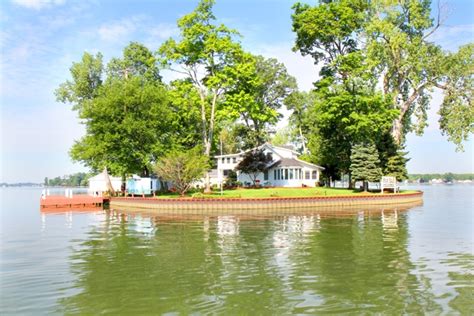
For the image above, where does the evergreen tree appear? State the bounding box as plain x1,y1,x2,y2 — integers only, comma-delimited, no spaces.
385,149,409,181
350,143,382,191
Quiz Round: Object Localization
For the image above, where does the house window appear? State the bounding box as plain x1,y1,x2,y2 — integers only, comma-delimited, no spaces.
227,158,231,164
223,169,231,176
264,170,268,180
274,170,276,179
289,169,294,180
305,171,310,179
222,158,225,163
233,157,237,163
285,169,289,180
312,170,317,179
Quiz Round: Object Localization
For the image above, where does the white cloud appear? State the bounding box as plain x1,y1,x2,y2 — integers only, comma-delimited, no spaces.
11,0,65,10
429,24,474,51
148,23,179,41
98,19,137,42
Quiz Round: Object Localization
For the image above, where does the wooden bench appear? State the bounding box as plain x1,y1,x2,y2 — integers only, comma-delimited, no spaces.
381,176,399,193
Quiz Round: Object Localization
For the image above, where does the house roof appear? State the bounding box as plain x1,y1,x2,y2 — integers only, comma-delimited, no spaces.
214,143,298,158
269,158,324,170
273,144,295,151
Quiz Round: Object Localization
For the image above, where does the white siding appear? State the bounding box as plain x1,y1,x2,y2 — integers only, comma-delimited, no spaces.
89,177,122,192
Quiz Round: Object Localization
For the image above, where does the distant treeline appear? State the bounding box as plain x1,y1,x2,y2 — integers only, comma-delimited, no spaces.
44,172,92,187
0,182,43,187
408,173,474,182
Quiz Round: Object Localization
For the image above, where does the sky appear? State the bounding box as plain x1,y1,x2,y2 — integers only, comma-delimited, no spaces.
0,0,473,183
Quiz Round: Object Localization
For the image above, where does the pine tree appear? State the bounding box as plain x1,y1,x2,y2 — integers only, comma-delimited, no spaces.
350,143,382,191
385,149,409,181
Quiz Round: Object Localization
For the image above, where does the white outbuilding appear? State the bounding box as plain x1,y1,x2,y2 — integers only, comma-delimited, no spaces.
88,170,122,195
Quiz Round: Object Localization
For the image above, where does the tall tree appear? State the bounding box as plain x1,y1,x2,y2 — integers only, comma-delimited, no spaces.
437,44,474,150
292,0,473,150
306,82,398,184
158,0,245,192
158,0,243,157
56,43,173,181
350,143,382,191
225,54,297,147
365,1,473,148
292,0,367,82
384,148,409,181
284,91,315,154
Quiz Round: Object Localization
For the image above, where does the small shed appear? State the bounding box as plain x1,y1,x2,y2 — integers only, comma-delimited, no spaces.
126,175,159,194
88,171,122,194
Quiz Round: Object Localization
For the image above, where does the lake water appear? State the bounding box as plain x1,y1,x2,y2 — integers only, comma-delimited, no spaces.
1,185,473,314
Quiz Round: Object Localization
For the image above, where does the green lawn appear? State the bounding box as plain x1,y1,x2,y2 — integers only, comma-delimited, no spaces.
154,187,417,199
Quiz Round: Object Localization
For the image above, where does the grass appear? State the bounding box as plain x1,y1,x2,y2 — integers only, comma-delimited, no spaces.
154,187,418,199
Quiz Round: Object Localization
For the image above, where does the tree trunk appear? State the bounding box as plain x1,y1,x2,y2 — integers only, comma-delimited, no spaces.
121,174,127,197
363,181,368,192
159,178,168,193
204,172,212,194
299,126,307,154
391,117,403,145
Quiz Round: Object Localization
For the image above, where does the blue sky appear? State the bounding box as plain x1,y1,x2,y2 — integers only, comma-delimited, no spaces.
0,0,472,182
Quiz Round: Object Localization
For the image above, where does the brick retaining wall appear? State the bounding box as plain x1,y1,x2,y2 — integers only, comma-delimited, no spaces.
110,191,423,214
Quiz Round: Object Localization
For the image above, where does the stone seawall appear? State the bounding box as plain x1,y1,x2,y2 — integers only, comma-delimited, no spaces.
110,191,423,214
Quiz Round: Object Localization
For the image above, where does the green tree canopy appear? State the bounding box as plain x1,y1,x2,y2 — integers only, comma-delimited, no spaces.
225,54,297,148
384,148,409,181
284,91,315,154
292,0,473,150
306,83,398,182
56,43,174,178
158,0,244,158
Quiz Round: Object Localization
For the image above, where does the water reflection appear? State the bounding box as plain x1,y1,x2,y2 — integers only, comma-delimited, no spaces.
52,205,471,314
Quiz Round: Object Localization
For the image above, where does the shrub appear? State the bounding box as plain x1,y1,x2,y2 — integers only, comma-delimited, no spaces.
154,147,209,196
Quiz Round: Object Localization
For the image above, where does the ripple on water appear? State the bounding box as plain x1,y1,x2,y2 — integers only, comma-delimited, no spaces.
1,185,473,314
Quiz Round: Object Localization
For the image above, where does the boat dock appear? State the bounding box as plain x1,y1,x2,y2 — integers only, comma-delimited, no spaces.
40,195,108,209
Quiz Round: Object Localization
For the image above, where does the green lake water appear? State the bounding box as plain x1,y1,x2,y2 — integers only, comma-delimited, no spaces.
1,185,473,315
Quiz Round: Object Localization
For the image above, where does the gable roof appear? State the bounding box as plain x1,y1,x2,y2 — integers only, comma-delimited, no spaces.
268,158,324,170
214,142,298,159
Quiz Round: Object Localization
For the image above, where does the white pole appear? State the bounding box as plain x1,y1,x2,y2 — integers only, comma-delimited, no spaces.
65,189,69,197
46,189,50,196
41,189,46,200
70,189,73,198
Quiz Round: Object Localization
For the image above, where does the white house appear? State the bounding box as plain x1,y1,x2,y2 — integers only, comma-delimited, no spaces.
214,143,324,187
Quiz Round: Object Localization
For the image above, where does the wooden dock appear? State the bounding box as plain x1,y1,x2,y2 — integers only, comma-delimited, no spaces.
40,195,108,209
